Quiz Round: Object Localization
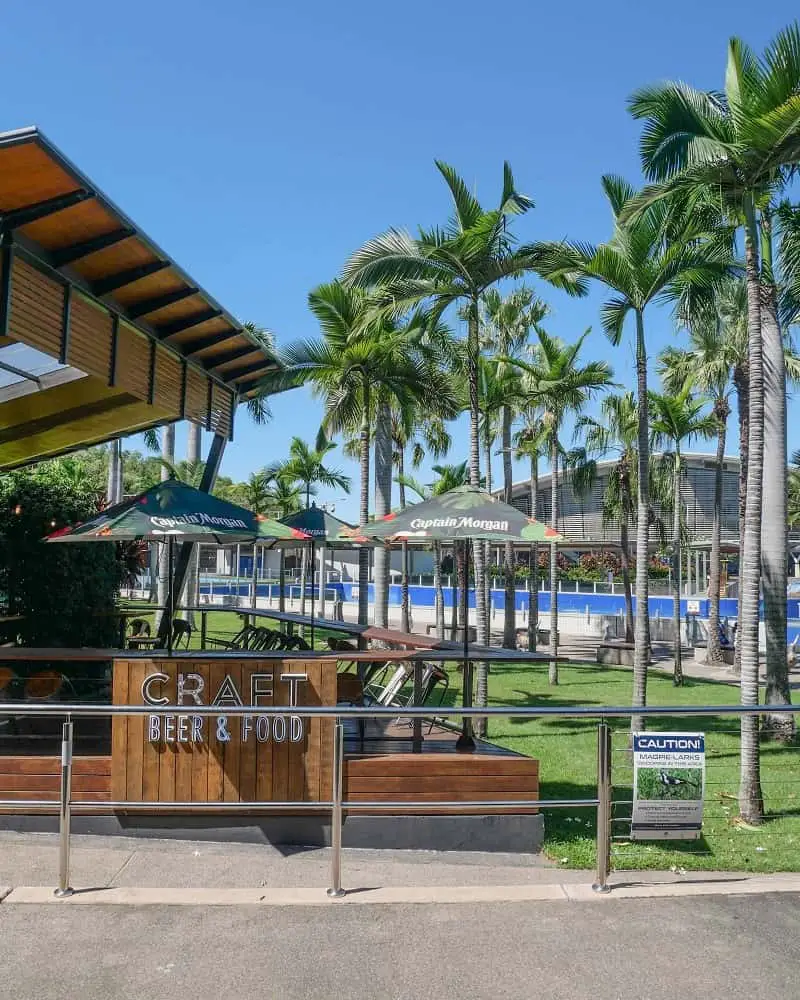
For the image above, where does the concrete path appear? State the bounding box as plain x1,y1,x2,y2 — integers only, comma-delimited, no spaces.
2,892,798,999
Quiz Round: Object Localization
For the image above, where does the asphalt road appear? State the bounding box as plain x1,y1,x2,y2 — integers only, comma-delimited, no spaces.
1,894,798,1000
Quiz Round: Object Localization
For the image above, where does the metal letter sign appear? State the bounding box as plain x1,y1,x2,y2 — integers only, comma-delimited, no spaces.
631,732,706,840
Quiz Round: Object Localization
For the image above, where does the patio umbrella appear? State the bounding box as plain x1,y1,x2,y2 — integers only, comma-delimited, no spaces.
45,479,311,653
351,485,562,749
279,504,360,642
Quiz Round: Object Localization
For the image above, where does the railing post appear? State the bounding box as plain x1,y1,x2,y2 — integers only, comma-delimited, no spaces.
592,721,612,894
54,718,74,898
327,719,345,898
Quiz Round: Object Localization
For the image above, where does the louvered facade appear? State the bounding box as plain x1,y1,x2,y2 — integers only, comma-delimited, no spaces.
507,454,760,550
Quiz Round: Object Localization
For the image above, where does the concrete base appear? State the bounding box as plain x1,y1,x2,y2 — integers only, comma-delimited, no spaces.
0,812,544,854
342,814,544,853
596,642,635,666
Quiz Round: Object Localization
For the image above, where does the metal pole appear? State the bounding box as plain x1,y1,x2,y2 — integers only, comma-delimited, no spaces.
54,719,74,897
167,536,174,656
592,721,612,894
457,540,475,751
327,720,346,898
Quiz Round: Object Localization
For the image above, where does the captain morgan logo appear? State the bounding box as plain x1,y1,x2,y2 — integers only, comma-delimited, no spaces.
408,516,509,532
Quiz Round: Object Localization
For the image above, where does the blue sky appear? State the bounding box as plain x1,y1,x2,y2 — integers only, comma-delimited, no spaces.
1,1,793,521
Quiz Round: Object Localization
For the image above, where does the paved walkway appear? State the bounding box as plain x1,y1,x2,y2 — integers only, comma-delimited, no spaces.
2,889,798,999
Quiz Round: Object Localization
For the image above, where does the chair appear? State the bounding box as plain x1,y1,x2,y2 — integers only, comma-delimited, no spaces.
363,661,415,708
394,662,449,734
283,634,310,651
128,618,150,638
24,670,71,701
205,622,259,650
171,619,193,649
336,672,366,748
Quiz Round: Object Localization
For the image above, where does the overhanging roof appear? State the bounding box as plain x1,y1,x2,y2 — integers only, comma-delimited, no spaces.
0,127,281,468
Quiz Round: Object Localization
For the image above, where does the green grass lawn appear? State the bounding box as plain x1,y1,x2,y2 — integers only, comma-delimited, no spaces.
443,662,800,873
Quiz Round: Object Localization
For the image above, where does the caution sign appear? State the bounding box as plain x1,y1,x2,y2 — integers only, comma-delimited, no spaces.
631,732,705,840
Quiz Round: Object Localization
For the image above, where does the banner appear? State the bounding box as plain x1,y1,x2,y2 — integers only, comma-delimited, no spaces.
631,732,705,840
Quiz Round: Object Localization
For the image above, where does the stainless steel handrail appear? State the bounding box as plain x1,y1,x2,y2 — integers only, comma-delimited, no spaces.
0,702,797,718
0,700,796,898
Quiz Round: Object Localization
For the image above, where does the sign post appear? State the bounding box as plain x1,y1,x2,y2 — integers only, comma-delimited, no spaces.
631,732,705,840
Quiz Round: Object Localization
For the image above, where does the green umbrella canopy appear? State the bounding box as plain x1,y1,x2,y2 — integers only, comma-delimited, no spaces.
44,480,312,545
349,485,563,544
279,504,359,545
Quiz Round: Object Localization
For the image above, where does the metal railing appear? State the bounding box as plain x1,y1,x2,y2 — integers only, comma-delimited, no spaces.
0,700,797,899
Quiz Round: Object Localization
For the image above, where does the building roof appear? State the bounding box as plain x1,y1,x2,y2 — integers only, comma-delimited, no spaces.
0,127,280,468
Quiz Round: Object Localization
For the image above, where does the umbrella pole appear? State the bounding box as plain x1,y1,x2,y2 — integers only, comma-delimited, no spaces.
310,538,316,649
167,536,174,657
456,539,475,751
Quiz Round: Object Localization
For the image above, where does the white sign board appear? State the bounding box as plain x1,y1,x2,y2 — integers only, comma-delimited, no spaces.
631,732,705,840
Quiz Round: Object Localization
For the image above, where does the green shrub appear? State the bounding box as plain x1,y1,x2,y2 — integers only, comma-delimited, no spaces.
0,467,123,647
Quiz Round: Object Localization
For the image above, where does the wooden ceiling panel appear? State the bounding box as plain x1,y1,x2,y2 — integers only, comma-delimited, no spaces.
167,316,232,343
112,270,186,306
191,336,250,359
0,142,77,212
141,293,207,324
19,200,120,250
208,348,262,370
70,238,159,281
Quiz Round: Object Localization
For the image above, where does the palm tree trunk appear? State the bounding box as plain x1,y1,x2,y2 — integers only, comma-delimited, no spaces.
739,198,765,825
299,546,308,617
529,454,539,652
549,430,559,685
707,406,727,663
632,309,651,732
358,384,371,626
760,271,794,740
251,543,259,610
398,448,411,633
672,457,683,686
620,498,634,644
434,541,444,640
156,424,175,633
502,405,516,649
278,550,286,613
468,306,489,735
482,422,491,629
373,395,393,629
732,360,749,675
183,422,202,627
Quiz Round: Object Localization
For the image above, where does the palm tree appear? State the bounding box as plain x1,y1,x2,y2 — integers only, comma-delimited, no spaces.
658,294,744,664
400,461,470,641
789,450,800,529
481,287,546,648
277,434,351,617
506,328,614,683
263,473,303,613
279,435,351,510
391,404,452,632
573,392,641,643
262,282,453,626
628,26,800,814
515,411,549,650
649,387,717,685
530,176,728,723
343,161,574,685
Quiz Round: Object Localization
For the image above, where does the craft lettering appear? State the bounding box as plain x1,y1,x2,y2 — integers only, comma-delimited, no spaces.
143,671,307,745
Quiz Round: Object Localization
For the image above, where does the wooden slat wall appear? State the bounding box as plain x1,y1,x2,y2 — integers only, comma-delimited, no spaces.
208,383,234,436
67,291,113,379
344,754,539,815
154,346,182,415
8,257,63,357
0,756,111,810
111,658,335,809
114,322,151,400
184,367,209,427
